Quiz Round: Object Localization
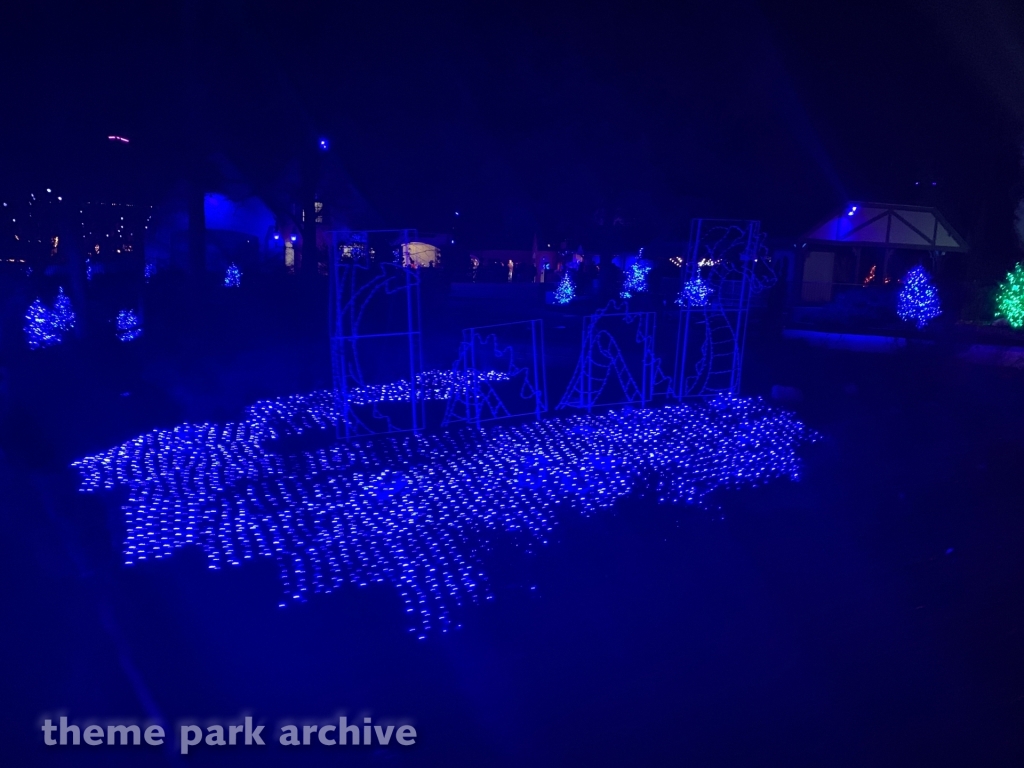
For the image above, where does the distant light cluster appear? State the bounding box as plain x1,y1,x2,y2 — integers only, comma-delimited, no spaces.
74,392,816,637
224,263,242,288
116,309,142,342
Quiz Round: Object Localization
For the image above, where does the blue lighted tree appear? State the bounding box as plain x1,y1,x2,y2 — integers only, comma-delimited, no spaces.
677,276,712,307
620,262,651,299
116,309,143,342
554,271,575,304
24,299,61,349
224,263,242,288
52,287,75,332
897,265,941,329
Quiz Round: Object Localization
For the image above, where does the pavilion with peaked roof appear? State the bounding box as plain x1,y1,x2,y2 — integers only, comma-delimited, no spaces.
796,202,968,303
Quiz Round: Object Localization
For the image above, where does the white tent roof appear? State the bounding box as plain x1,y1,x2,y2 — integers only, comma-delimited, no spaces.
803,202,968,252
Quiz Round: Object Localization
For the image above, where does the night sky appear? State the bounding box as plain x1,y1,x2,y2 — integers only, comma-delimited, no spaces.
4,0,1024,256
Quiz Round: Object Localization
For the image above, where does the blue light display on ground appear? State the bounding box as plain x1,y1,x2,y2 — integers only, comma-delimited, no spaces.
230,370,511,443
74,388,816,638
347,368,508,406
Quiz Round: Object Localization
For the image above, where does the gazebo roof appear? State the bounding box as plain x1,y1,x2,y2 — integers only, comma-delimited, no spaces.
803,202,968,252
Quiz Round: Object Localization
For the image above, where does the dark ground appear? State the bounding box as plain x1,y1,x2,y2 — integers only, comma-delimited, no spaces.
1,273,1023,766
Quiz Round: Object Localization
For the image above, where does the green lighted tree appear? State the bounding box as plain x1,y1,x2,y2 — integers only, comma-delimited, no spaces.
995,262,1024,329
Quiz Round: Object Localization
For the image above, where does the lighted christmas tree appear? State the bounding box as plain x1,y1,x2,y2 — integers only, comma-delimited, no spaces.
52,286,75,332
224,263,242,288
554,271,575,304
896,265,941,329
995,262,1024,329
116,309,143,342
620,262,651,299
676,276,712,307
24,299,61,349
